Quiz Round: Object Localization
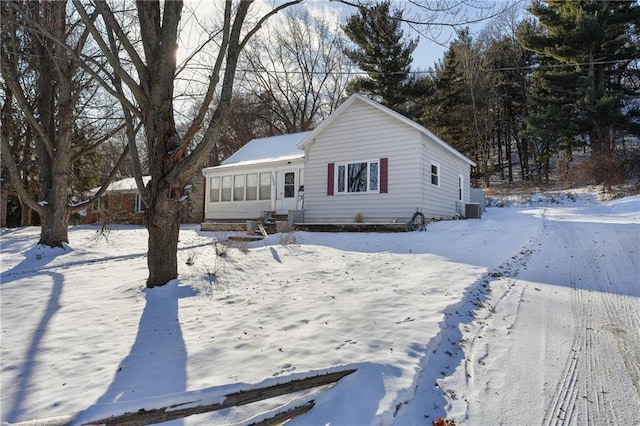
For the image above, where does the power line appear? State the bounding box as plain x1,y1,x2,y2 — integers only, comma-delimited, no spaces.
176,57,638,77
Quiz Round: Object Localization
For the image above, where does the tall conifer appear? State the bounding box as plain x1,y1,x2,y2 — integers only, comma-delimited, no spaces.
519,0,639,168
342,1,417,111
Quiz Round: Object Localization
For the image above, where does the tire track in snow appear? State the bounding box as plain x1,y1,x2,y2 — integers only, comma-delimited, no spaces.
393,227,540,424
426,204,639,426
542,221,591,426
542,210,640,425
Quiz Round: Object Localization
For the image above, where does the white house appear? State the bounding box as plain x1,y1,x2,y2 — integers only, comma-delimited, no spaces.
202,132,309,221
202,94,476,227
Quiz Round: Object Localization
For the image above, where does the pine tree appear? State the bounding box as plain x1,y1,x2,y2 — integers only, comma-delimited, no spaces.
519,1,640,184
420,30,496,186
484,33,531,183
342,1,418,111
422,45,472,154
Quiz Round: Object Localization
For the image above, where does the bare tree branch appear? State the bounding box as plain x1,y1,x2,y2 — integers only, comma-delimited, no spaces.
72,0,146,106
0,130,43,216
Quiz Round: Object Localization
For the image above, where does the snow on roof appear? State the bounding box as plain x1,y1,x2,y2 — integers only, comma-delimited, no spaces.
90,176,150,195
219,132,310,167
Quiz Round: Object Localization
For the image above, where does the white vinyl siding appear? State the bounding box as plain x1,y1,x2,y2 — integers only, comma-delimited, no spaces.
421,133,471,217
202,95,473,222
303,101,423,222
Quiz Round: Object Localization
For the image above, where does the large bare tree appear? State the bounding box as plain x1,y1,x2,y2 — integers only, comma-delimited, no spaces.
73,0,301,287
1,0,126,246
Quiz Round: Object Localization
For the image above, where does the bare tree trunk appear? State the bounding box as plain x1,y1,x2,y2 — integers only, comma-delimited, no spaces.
39,209,69,247
1,183,8,228
506,131,513,184
38,2,73,245
19,200,31,227
146,196,181,287
38,156,71,246
142,100,184,286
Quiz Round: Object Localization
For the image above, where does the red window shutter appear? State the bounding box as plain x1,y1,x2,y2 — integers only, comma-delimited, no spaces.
380,158,388,193
327,163,335,196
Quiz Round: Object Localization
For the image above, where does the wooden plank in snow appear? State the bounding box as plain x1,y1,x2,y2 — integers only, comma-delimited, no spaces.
84,368,356,425
257,223,269,237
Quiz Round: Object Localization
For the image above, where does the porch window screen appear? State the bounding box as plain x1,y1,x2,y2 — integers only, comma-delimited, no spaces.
221,176,232,201
259,172,271,200
233,175,245,201
246,173,258,200
209,177,220,202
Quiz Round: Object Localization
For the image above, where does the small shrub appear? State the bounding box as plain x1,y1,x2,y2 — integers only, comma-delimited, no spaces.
179,239,205,266
199,256,228,296
572,151,628,192
215,242,228,257
354,212,364,223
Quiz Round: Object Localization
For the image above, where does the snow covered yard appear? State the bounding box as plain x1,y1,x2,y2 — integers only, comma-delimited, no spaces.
1,190,639,425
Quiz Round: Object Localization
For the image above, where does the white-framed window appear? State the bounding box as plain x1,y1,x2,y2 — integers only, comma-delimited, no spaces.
221,176,232,201
246,173,258,200
259,172,271,200
91,196,107,212
233,175,245,201
430,162,440,187
134,193,146,213
209,177,220,202
336,160,380,194
209,172,272,202
458,174,463,201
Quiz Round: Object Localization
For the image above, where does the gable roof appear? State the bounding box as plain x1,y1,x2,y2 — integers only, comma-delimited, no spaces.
297,93,476,167
217,131,310,168
90,176,151,195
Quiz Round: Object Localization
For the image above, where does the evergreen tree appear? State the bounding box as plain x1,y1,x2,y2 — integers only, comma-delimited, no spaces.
519,1,640,184
422,45,472,154
342,1,418,111
484,33,532,183
420,29,496,186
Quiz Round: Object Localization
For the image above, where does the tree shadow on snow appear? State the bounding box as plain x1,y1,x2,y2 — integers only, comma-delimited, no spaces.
0,244,69,286
74,281,197,425
4,268,65,423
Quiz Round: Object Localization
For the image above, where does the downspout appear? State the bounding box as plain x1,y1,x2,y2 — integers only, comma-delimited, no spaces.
201,169,208,216
270,167,277,212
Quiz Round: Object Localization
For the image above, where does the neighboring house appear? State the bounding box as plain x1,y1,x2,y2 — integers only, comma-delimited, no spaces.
201,94,476,227
86,176,204,225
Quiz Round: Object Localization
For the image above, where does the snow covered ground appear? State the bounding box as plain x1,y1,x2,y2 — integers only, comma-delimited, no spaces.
1,189,639,425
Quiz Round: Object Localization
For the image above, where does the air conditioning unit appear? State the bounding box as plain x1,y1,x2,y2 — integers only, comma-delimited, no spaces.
465,203,482,219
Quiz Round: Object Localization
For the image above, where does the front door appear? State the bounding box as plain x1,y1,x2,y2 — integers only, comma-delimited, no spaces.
281,170,297,211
